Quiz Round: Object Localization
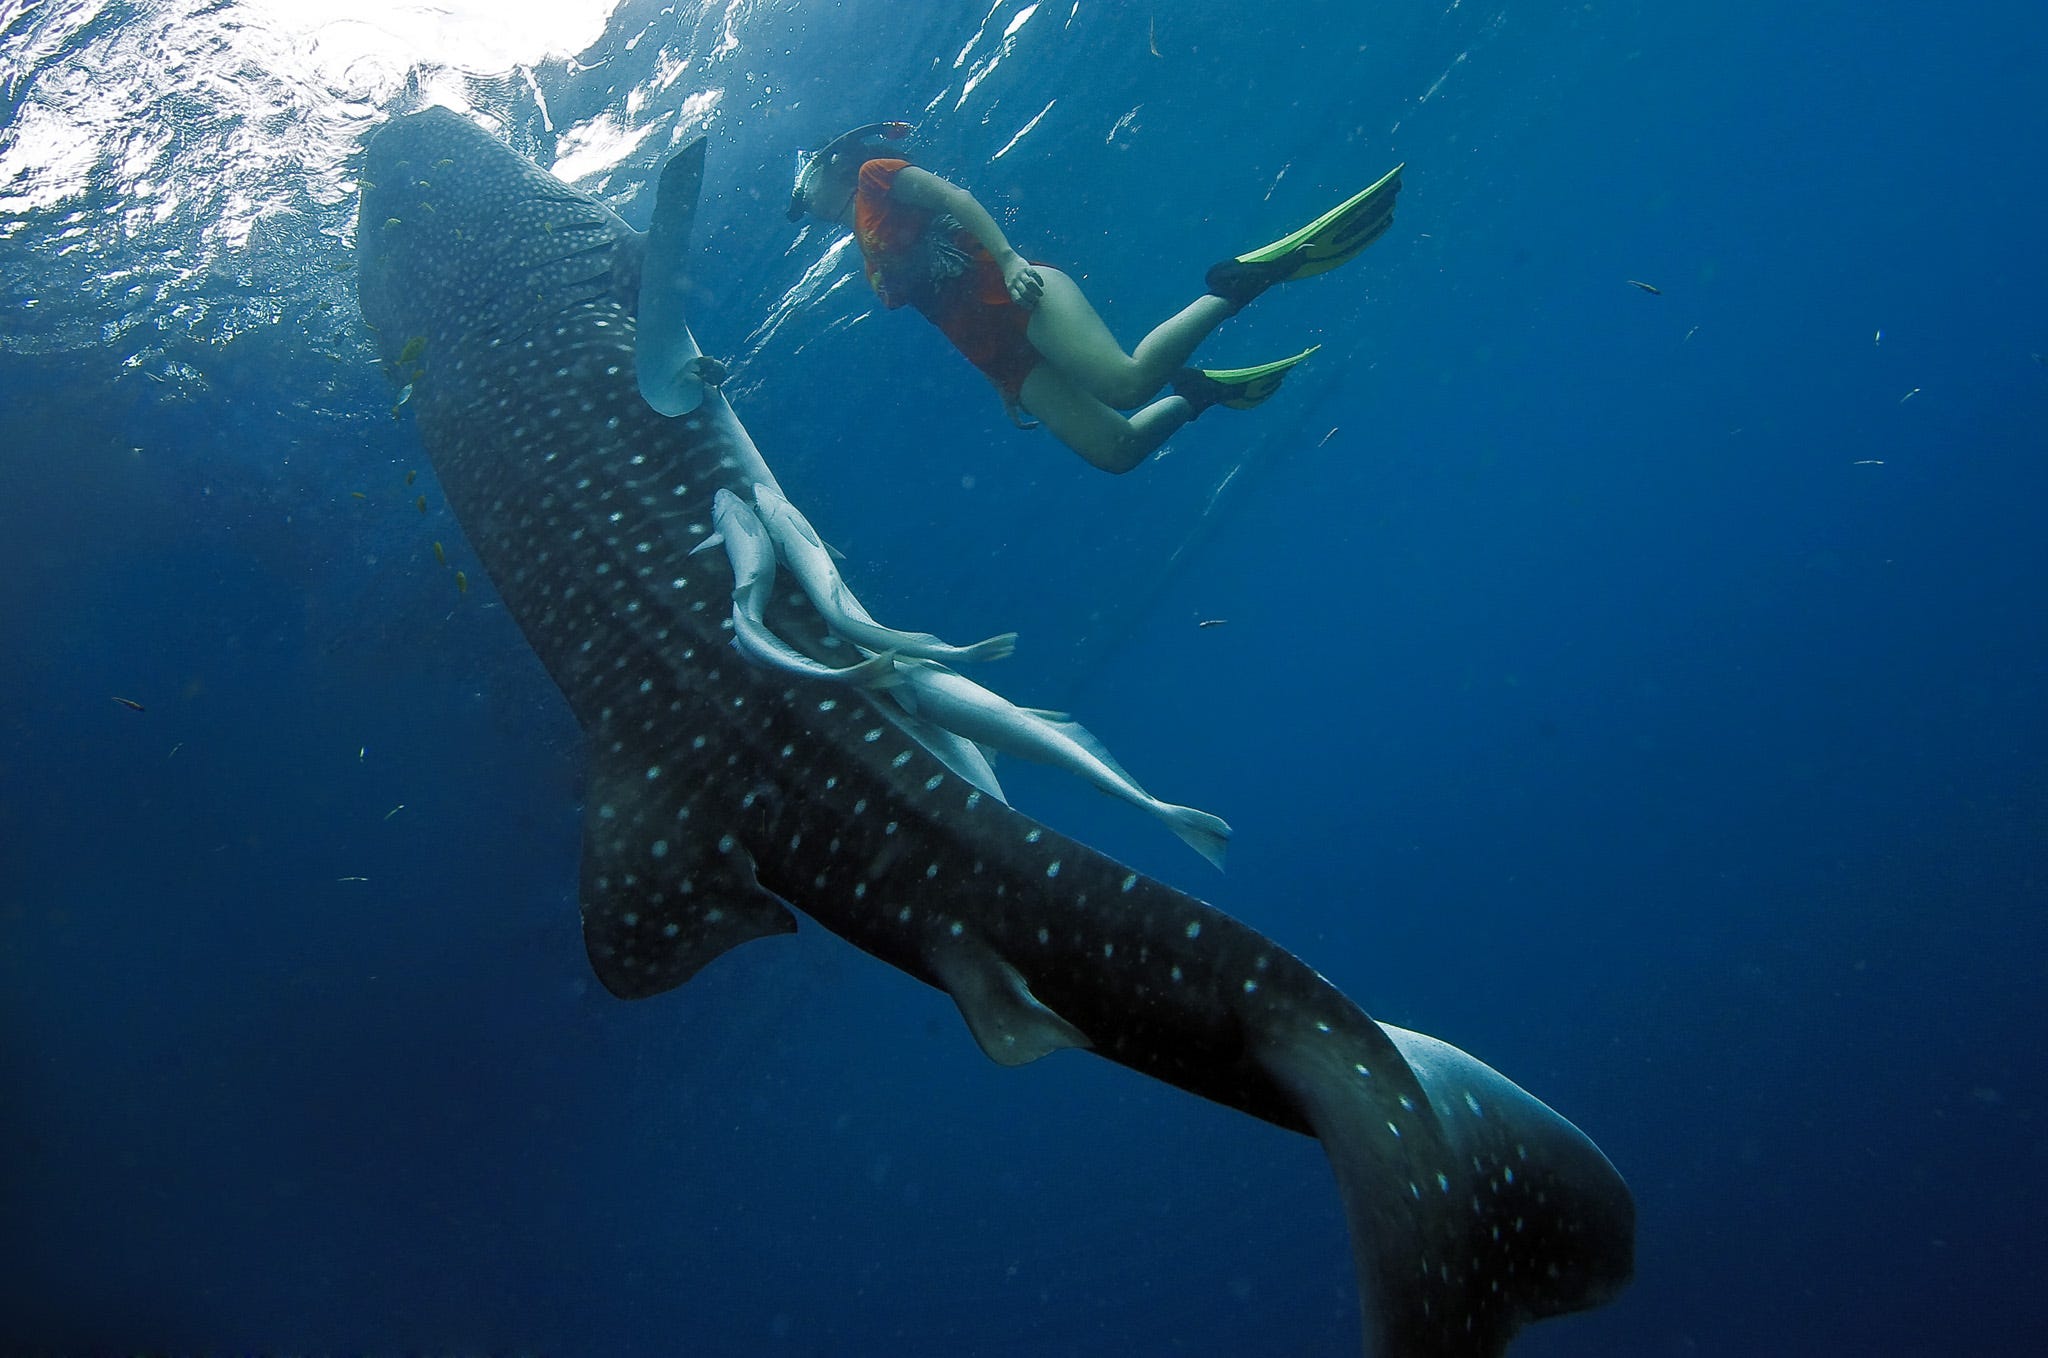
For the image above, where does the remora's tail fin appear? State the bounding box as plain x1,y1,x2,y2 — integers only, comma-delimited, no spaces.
1260,1021,1634,1357
1156,802,1230,870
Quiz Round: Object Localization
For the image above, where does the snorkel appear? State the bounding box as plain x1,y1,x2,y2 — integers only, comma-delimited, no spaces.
786,120,913,222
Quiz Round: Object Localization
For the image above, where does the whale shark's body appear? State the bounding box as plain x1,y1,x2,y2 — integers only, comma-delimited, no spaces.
357,107,1632,1357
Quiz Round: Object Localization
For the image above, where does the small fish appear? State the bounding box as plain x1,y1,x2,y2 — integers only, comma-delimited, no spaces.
2032,352,2045,367
455,570,470,594
1853,459,1884,466
416,494,427,513
383,216,402,229
384,804,405,820
350,491,368,500
1148,15,1163,57
1626,279,1661,295
359,746,366,761
1899,388,1920,404
1683,325,1699,342
1197,619,1229,629
111,695,145,712
1316,427,1338,449
432,541,447,565
1874,330,1883,346
397,335,427,365
167,742,182,759
336,876,370,883
405,469,418,486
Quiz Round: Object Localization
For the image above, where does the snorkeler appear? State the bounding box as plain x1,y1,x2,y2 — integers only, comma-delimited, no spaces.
787,121,1403,474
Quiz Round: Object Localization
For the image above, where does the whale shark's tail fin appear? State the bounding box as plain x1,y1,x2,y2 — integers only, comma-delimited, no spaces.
1260,1021,1634,1357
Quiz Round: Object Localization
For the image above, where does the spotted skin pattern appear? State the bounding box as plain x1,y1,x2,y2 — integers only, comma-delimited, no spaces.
356,109,1632,1357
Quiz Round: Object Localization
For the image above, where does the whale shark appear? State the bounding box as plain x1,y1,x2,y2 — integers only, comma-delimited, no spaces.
356,107,1633,1357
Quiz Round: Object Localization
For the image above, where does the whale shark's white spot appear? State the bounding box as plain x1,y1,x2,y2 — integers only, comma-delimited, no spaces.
1046,861,1060,878
663,922,680,937
1102,942,1113,958
884,821,898,835
1037,928,1050,943
891,751,912,769
599,804,616,819
964,792,981,810
717,835,734,853
1387,1122,1402,1138
1242,979,1258,994
925,864,938,878
1170,965,1184,982
925,774,944,791
853,799,867,814
818,700,837,712
645,763,660,778
948,921,964,937
1184,921,1201,939
899,907,913,923
1025,829,1042,844
691,735,706,749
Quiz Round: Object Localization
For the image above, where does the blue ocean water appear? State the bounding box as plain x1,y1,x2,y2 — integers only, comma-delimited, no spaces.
3,0,2044,1353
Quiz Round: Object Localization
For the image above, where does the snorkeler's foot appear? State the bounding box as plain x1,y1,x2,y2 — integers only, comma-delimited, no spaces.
1204,249,1312,315
1205,163,1405,312
1172,345,1321,416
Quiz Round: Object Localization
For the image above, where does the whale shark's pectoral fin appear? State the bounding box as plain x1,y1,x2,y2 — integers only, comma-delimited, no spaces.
577,747,795,1000
928,935,1089,1067
634,136,711,417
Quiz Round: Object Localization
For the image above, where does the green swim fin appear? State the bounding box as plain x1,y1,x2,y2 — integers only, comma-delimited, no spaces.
1205,163,1404,310
1173,345,1320,414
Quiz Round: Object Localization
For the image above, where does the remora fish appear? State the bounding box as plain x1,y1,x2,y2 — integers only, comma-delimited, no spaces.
356,108,1632,1357
697,488,901,688
751,482,1018,665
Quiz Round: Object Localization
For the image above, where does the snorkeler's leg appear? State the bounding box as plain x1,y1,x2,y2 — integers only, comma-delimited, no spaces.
1026,268,1232,410
1019,363,1194,475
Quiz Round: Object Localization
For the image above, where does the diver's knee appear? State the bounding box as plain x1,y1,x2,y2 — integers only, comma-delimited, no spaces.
1095,429,1150,474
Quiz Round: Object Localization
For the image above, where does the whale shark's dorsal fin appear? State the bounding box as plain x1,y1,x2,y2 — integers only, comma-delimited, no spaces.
636,136,711,417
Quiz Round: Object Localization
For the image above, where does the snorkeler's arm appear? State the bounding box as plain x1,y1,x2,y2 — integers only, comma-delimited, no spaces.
888,166,1045,307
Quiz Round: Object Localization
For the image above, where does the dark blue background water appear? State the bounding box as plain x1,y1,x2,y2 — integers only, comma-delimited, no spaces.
4,0,2045,1353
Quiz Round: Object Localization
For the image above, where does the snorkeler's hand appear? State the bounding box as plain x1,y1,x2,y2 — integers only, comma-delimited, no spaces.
1001,253,1044,308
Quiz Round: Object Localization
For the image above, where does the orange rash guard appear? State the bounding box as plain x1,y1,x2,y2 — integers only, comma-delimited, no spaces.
853,158,1041,409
